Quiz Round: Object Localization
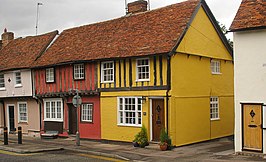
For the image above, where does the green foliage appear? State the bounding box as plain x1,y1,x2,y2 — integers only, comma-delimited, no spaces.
159,128,172,149
133,125,149,148
217,21,233,48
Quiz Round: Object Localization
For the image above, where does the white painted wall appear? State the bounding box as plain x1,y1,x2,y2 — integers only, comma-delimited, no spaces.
0,69,32,97
234,29,266,153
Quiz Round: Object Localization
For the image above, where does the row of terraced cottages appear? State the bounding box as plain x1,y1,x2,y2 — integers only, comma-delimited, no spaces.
0,0,234,146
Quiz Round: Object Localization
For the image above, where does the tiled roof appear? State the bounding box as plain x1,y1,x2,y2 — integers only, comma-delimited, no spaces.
0,31,58,71
33,0,200,67
230,0,266,31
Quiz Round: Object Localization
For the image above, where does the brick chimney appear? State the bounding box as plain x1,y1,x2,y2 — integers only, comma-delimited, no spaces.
127,0,148,14
1,28,14,47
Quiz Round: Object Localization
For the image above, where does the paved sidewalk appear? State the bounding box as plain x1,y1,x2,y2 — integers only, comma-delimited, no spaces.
0,134,264,161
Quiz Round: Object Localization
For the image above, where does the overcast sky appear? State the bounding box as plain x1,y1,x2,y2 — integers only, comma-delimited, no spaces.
0,0,241,39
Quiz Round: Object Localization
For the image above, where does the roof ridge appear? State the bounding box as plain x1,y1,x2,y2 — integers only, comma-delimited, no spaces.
63,0,200,33
32,0,201,67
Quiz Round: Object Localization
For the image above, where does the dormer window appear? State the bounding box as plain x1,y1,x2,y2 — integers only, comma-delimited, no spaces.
46,68,55,83
74,64,85,80
15,71,22,87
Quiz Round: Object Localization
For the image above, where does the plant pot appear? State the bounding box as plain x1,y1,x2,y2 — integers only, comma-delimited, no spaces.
159,143,168,151
133,141,139,147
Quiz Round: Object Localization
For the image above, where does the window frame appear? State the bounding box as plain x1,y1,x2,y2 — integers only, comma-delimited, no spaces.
211,60,221,74
101,61,114,83
14,71,22,87
0,73,5,90
210,96,220,120
136,58,150,82
81,103,93,123
117,97,142,127
73,64,85,80
46,68,55,83
44,98,63,122
18,102,28,123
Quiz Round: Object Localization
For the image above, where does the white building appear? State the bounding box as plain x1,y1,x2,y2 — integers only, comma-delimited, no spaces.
230,0,266,153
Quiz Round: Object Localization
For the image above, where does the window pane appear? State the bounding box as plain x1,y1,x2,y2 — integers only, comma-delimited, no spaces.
74,64,84,79
210,97,219,119
118,97,142,126
136,59,149,80
81,104,93,122
51,102,56,118
15,72,21,84
57,101,61,119
101,62,114,82
46,102,50,118
19,103,27,122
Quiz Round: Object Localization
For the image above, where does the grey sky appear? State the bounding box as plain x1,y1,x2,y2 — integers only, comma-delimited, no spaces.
0,0,241,38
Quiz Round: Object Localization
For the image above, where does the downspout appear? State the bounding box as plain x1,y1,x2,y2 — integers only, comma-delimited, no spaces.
166,55,171,134
0,100,6,128
31,69,42,132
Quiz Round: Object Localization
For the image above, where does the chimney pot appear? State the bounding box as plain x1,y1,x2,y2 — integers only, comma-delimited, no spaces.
4,28,7,33
127,0,148,14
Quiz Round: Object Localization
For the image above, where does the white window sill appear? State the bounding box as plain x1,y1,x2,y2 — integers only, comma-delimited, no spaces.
46,80,54,83
211,118,220,121
117,124,142,127
44,119,63,122
136,79,150,82
211,72,222,75
74,77,84,80
81,120,93,123
101,81,114,84
15,84,22,88
0,87,6,91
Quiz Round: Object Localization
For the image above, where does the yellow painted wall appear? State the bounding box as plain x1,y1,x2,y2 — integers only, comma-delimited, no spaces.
169,6,234,146
170,54,234,146
177,7,231,61
101,90,166,141
98,55,168,89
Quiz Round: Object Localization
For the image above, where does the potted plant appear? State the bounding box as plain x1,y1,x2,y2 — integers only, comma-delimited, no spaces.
133,132,140,147
159,128,171,151
133,125,149,148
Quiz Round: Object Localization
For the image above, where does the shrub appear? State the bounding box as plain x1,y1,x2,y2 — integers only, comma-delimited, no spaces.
133,125,149,148
159,128,172,149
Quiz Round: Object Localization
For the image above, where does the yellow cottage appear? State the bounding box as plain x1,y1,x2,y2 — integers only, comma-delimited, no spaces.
96,0,233,146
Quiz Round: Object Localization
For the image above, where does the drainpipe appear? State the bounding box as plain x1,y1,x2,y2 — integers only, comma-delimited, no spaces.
0,100,6,128
166,55,171,134
33,96,42,132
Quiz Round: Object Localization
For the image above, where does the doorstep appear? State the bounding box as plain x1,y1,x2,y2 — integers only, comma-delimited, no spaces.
236,151,264,158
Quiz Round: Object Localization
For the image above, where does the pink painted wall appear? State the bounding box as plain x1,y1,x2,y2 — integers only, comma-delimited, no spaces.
0,70,32,98
4,98,40,134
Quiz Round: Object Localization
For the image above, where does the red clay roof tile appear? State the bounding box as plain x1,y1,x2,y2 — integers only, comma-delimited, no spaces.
0,31,58,71
230,0,266,31
33,0,200,67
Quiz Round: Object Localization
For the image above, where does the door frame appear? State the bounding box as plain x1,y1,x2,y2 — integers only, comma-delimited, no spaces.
241,103,263,152
6,104,15,133
149,97,164,141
